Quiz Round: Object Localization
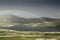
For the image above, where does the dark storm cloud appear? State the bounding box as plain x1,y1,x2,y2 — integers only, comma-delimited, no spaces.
0,0,59,7
0,0,59,4
0,0,60,18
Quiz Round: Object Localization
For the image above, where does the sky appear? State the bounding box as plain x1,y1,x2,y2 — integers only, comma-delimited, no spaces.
0,0,60,18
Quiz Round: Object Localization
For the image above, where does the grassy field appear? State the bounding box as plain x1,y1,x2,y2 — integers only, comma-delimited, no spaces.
0,37,37,40
0,30,60,40
0,37,59,40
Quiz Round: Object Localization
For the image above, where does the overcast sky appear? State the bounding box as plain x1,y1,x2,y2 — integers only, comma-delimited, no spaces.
0,0,60,18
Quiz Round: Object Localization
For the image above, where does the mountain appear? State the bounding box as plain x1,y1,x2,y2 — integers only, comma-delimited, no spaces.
41,17,60,22
0,15,26,23
0,14,60,31
0,15,27,27
0,14,60,27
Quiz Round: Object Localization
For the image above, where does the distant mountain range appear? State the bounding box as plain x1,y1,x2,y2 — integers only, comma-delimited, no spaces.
0,15,60,23
1,14,60,23
0,15,60,31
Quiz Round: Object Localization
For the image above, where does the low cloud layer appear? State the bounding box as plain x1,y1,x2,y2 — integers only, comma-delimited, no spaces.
0,10,39,18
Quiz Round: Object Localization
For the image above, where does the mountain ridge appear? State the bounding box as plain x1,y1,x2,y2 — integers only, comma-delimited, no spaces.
0,14,60,31
0,14,60,27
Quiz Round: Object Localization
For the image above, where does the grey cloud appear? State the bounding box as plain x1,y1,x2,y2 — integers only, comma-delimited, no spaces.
0,0,60,18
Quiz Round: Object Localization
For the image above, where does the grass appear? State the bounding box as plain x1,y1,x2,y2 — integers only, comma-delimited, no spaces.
0,37,38,40
0,37,59,40
0,30,60,40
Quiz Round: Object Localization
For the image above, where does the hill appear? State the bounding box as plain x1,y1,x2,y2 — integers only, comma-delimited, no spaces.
0,14,60,31
0,15,60,27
